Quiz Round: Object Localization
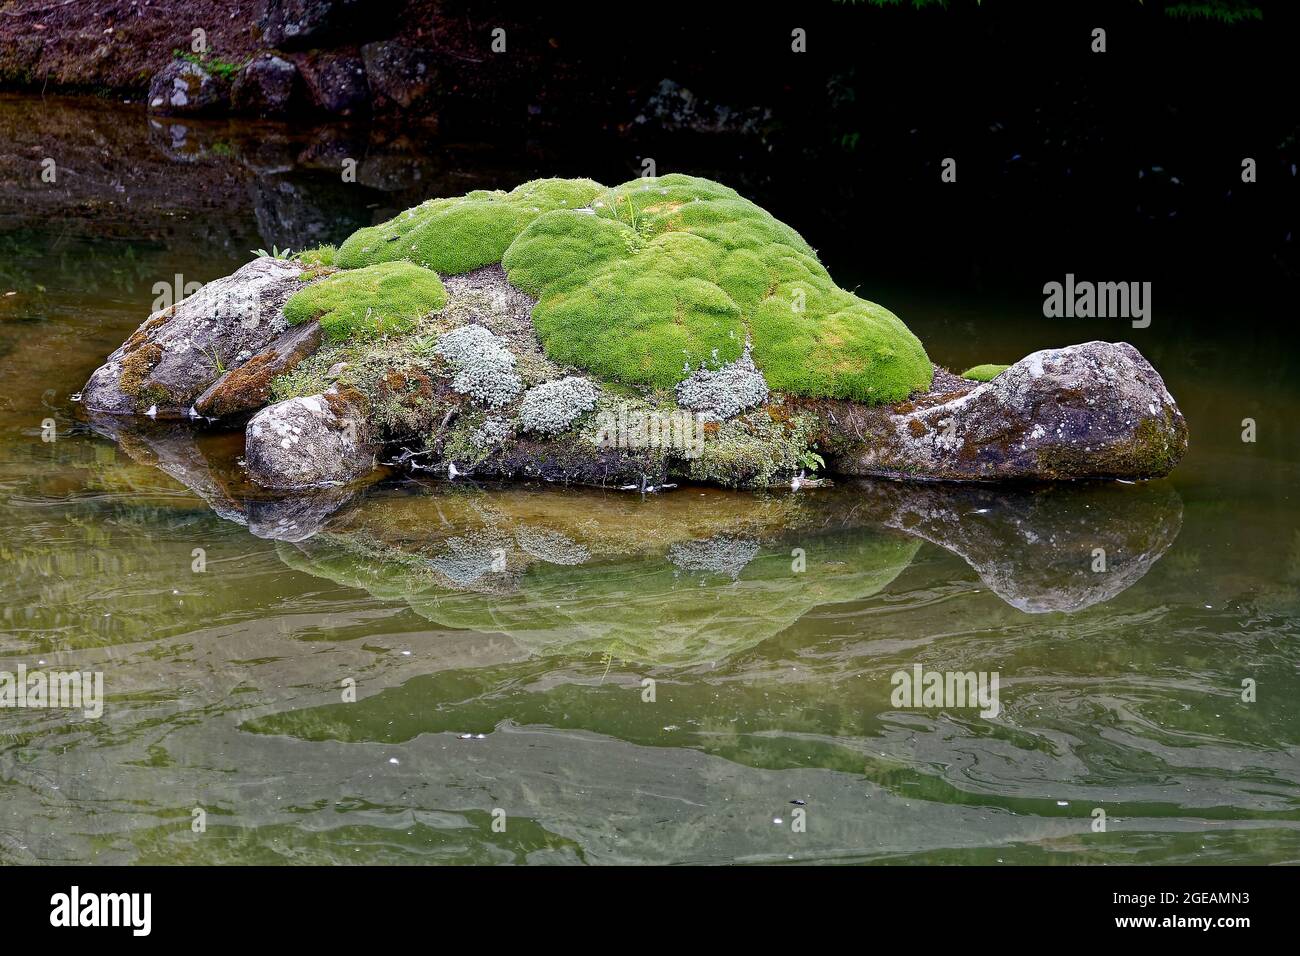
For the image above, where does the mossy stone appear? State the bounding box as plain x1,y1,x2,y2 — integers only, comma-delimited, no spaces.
283,261,447,343
503,174,932,403
334,178,605,276
961,363,1010,382
326,174,932,405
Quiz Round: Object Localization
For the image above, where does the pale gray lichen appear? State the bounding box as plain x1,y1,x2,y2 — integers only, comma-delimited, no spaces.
515,526,590,566
471,417,512,448
435,324,522,408
667,535,760,579
676,349,769,421
518,376,601,435
427,533,512,588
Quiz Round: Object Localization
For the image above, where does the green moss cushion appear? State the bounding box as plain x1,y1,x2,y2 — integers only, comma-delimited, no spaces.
961,363,1011,382
334,178,605,276
503,174,932,402
325,174,932,404
283,261,447,342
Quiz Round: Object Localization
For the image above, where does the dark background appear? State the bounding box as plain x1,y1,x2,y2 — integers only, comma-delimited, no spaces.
2,0,1295,316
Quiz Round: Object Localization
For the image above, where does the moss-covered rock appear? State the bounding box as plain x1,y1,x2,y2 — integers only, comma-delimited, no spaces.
334,178,605,275
328,174,931,404
502,174,933,402
283,260,447,342
85,177,1189,493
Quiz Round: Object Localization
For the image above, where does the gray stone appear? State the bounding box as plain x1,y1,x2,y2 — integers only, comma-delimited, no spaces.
258,0,398,49
231,54,299,117
293,49,369,115
244,390,377,488
147,60,228,116
837,341,1187,481
81,257,311,418
194,319,324,421
361,40,439,110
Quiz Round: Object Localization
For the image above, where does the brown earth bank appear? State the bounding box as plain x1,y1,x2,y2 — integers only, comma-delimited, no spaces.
0,1,564,117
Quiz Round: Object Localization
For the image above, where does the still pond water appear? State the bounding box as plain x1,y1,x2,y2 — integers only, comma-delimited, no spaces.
0,95,1297,864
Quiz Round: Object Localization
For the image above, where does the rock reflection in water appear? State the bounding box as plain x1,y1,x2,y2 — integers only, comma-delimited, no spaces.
85,413,1185,651
269,477,1181,666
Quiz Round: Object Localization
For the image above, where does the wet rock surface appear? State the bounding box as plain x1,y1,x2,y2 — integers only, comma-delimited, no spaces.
81,257,315,419
244,390,377,488
231,54,300,117
835,341,1188,482
194,320,323,420
147,60,229,115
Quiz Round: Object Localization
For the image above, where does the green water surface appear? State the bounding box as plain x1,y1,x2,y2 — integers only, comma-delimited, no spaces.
0,95,1297,865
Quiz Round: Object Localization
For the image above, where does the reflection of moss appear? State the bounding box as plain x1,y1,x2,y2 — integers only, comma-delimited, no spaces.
124,816,582,865
279,527,919,667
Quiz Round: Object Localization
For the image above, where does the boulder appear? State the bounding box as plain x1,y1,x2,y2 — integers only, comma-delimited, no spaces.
80,179,1191,492
231,54,299,117
835,341,1187,481
360,40,439,110
194,320,323,420
258,0,399,49
147,60,229,115
293,49,370,115
81,257,313,418
244,390,377,488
